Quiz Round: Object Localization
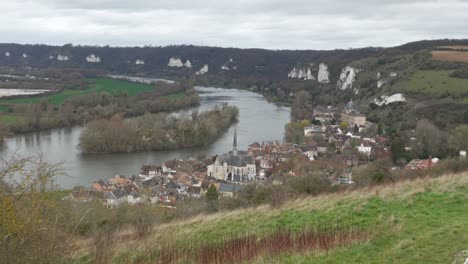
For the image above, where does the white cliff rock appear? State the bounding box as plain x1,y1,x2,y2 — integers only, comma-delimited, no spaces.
86,54,101,63
377,80,386,88
221,59,236,71
389,72,397,77
337,66,358,90
196,64,209,75
318,63,330,83
5,52,10,57
184,60,192,68
372,93,406,106
49,55,54,60
57,55,69,61
135,60,145,65
168,57,184,67
288,67,315,80
22,53,28,58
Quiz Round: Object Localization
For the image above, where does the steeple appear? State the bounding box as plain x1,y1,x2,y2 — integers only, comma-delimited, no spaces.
233,128,238,155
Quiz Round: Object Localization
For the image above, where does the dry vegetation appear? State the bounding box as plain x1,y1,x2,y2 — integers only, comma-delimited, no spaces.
431,50,468,63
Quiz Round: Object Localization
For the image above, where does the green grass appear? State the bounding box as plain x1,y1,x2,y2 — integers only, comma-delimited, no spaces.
0,105,10,113
0,78,156,105
395,70,468,97
104,173,468,264
0,114,19,124
165,92,185,100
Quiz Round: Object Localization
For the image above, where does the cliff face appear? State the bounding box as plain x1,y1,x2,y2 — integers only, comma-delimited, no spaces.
0,43,381,81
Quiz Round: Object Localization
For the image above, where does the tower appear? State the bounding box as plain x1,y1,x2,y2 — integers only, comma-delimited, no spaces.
233,128,238,156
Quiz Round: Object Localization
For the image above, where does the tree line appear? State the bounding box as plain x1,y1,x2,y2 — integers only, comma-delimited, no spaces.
3,80,200,135
79,104,239,153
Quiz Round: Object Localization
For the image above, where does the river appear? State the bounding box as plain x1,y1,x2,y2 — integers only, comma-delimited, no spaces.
0,87,290,189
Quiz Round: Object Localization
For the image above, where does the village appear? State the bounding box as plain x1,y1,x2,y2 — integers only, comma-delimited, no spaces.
66,101,450,208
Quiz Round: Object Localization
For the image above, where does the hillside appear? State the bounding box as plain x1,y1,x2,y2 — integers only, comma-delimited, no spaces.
1,39,468,128
72,171,468,264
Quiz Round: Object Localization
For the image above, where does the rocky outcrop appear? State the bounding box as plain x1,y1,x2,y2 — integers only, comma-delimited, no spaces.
5,52,10,57
168,57,191,68
377,80,386,88
57,55,69,61
317,63,330,83
288,67,315,80
196,64,209,75
168,57,183,67
135,60,145,65
221,58,236,70
86,54,101,63
337,66,358,90
372,93,406,106
22,53,28,58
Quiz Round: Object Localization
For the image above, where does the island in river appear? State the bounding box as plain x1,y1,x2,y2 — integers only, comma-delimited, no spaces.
0,86,290,189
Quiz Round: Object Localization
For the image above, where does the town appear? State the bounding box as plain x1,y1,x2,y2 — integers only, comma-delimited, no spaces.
67,102,459,208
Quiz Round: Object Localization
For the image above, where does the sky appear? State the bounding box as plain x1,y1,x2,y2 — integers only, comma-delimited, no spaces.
1,0,468,50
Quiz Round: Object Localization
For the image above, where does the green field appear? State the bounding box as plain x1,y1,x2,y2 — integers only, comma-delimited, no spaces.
0,114,19,124
0,78,156,106
87,172,468,264
396,70,468,97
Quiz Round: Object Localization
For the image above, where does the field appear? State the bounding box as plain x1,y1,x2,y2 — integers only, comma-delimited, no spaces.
438,45,468,50
0,78,156,107
431,50,468,63
394,70,468,98
72,172,468,264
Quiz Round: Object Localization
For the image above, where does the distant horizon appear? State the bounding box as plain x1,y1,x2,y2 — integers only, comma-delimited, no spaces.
2,0,468,50
2,37,468,51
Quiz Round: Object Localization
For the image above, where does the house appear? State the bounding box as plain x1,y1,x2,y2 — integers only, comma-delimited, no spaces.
139,165,162,180
304,125,325,137
103,189,127,208
186,186,202,198
219,183,242,197
313,106,335,123
405,158,439,170
300,145,318,160
357,142,372,157
460,150,467,159
66,186,103,203
108,175,128,186
316,142,329,154
92,180,110,191
341,101,366,127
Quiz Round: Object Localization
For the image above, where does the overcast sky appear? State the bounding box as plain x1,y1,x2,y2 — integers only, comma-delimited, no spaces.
1,0,467,50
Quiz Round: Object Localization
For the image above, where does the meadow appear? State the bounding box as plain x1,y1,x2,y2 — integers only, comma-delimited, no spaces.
393,70,468,98
0,78,157,107
71,171,468,264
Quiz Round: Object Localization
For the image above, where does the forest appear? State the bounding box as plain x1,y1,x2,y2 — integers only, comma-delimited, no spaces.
79,104,239,153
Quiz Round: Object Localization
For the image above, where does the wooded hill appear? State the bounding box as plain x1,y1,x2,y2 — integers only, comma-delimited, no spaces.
2,39,468,129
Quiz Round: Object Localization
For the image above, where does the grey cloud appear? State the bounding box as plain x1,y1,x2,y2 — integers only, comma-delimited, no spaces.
0,0,467,49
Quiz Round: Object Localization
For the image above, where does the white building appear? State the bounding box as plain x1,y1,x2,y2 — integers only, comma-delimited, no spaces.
207,129,256,181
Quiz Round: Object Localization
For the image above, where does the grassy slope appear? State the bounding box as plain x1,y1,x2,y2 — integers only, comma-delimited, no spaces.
0,78,156,106
85,172,468,264
394,70,468,98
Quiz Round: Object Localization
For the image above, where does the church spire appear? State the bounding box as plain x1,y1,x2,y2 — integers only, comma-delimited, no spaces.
233,127,238,155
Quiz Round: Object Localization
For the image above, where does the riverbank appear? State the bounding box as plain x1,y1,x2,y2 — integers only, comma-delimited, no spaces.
0,77,199,136
0,87,290,189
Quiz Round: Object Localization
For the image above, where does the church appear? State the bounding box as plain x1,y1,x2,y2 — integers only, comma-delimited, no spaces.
207,129,256,182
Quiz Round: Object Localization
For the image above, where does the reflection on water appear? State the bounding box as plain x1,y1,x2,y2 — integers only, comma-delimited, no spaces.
0,86,290,189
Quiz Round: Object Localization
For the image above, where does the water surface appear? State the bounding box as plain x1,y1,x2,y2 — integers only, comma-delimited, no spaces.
0,86,290,189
